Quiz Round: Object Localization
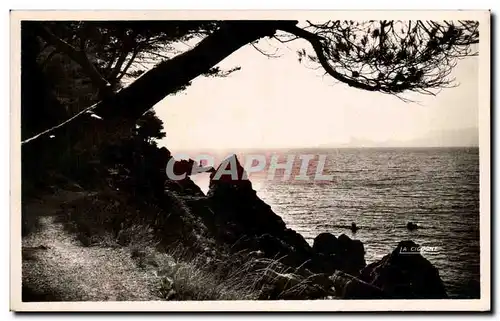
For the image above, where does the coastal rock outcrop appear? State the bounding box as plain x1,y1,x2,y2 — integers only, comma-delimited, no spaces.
207,155,313,268
359,240,448,299
159,154,448,299
205,154,373,276
312,232,340,255
337,234,366,274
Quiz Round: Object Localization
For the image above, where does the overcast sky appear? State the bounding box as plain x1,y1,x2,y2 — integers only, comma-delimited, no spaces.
153,35,479,151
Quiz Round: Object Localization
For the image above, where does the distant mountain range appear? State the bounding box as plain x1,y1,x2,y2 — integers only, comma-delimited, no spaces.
341,127,479,148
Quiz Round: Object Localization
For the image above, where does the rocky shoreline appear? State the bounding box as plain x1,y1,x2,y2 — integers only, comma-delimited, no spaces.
153,153,449,299
45,144,449,300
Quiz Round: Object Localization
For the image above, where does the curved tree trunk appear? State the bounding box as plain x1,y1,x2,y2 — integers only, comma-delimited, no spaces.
21,21,299,193
22,21,298,148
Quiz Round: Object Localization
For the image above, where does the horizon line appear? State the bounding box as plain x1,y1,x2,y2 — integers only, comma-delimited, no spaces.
163,145,480,153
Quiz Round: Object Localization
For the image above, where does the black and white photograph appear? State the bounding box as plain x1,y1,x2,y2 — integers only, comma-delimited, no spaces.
10,10,490,312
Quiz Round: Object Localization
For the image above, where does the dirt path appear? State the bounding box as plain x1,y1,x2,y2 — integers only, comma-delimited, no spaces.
22,192,162,301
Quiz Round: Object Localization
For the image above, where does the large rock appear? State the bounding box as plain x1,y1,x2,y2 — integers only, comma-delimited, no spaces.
337,234,366,274
312,232,339,255
311,233,366,275
207,155,313,268
231,232,313,269
207,154,254,196
359,240,448,299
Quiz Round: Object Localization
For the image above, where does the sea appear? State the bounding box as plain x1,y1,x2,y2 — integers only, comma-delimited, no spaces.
188,147,481,299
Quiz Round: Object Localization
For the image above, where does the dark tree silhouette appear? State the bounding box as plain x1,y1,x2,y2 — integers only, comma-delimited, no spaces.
135,110,166,144
285,20,479,97
34,21,237,99
21,20,479,148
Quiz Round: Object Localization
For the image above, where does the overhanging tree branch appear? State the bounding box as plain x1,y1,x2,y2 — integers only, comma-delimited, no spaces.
22,20,293,145
279,21,479,96
107,49,130,81
23,19,479,148
279,24,381,92
117,48,140,81
107,33,139,82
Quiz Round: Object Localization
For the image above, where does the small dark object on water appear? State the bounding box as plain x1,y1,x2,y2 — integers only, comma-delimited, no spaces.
407,222,419,231
350,222,359,233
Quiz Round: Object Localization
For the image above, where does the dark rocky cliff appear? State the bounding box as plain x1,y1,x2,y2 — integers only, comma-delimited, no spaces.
92,146,449,300
154,153,448,299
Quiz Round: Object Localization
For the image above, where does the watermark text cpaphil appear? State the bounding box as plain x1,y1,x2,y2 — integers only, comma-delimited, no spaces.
166,154,335,181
